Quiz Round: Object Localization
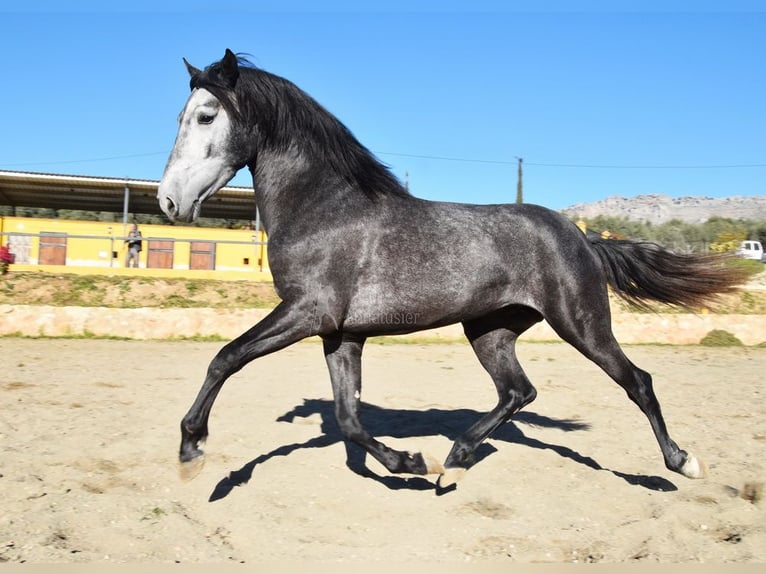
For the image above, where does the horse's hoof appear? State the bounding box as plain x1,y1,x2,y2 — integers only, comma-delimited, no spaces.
437,466,466,488
179,455,205,481
680,453,708,479
422,452,445,475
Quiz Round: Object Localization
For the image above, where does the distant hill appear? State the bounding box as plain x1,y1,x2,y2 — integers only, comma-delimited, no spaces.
560,194,766,224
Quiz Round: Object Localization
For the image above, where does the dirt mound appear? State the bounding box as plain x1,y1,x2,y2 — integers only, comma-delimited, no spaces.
0,272,280,309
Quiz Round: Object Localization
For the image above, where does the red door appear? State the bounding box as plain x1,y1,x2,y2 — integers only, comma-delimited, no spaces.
39,232,67,265
189,241,215,270
147,239,174,269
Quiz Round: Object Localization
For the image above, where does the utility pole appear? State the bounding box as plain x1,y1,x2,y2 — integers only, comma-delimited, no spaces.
515,157,523,204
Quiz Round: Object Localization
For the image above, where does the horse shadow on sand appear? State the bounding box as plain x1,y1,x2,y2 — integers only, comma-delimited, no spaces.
208,399,677,501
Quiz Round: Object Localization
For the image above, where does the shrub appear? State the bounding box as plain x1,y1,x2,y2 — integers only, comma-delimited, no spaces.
0,245,14,274
699,329,744,347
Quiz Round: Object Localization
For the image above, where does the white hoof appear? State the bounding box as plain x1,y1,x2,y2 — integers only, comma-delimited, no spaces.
422,452,445,475
438,467,466,488
680,453,708,479
179,455,205,481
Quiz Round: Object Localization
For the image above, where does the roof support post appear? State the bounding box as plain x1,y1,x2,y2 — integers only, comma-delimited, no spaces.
122,182,130,235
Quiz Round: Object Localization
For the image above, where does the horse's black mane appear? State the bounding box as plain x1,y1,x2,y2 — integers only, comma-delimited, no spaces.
191,55,409,200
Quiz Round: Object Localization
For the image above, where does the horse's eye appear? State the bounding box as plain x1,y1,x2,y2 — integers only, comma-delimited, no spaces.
198,113,215,125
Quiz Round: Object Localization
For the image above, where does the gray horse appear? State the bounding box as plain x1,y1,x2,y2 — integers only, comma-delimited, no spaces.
158,49,746,490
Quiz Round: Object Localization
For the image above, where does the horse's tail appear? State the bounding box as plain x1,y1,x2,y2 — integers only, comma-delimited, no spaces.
588,236,750,310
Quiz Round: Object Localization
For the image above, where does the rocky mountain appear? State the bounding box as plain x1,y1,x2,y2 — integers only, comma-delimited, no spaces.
560,194,766,224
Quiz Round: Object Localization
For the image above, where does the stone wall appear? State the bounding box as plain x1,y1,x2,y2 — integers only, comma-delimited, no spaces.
1,304,764,345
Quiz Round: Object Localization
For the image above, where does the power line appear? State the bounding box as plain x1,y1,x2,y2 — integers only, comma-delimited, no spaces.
0,151,168,169
2,149,765,171
375,151,515,166
522,161,766,170
376,151,766,170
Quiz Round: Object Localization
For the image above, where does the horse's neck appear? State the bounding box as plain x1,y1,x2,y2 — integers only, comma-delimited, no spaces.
249,145,364,236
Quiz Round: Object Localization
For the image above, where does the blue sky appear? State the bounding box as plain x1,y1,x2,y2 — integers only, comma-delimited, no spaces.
0,1,763,211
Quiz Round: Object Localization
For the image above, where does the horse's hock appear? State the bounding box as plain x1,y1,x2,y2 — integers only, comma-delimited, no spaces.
1,304,765,345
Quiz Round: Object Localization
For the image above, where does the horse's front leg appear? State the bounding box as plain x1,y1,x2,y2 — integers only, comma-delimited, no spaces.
179,301,315,479
323,334,443,477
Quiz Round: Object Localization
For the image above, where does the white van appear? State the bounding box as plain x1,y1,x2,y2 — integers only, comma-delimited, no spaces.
737,240,764,262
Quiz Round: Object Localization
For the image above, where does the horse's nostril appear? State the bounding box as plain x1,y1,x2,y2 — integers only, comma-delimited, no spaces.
165,196,178,217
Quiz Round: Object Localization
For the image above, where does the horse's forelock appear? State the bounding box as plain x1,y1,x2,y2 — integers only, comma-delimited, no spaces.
190,74,240,121
188,54,257,117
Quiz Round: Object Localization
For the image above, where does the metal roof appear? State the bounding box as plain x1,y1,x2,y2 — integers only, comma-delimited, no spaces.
0,170,257,221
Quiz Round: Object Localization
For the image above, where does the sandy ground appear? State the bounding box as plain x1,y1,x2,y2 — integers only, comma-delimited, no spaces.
1,338,764,564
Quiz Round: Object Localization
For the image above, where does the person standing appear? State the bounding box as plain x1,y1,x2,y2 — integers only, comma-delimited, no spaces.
124,223,143,268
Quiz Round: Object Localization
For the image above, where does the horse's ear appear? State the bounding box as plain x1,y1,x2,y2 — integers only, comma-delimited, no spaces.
183,58,201,78
220,49,240,88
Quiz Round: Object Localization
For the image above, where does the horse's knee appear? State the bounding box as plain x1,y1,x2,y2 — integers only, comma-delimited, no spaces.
334,413,367,444
207,353,234,381
502,382,537,414
342,427,368,444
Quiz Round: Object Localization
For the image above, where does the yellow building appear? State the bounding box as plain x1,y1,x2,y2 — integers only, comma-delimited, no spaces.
1,216,271,281
0,170,272,281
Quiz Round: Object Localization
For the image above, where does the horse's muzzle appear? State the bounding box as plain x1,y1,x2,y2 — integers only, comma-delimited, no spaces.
157,186,200,223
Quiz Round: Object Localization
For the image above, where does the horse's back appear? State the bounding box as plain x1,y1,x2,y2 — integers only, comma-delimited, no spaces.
385,198,595,271
340,197,604,328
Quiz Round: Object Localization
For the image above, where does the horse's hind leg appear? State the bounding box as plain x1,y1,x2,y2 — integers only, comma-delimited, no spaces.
548,300,706,479
440,308,541,488
322,333,444,477
590,341,705,478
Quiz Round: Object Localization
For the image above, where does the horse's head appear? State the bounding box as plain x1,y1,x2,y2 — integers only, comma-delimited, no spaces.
158,49,250,222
